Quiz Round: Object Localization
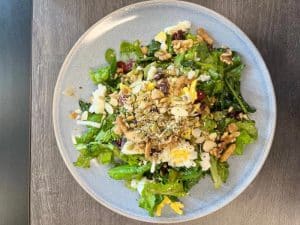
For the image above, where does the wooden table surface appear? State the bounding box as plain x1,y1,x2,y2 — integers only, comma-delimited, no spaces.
31,0,300,224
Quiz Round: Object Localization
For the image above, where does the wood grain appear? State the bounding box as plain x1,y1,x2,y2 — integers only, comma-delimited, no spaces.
31,0,300,225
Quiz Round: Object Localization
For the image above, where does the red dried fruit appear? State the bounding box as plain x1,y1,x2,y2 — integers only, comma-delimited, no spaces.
117,61,133,73
196,90,206,102
172,30,185,40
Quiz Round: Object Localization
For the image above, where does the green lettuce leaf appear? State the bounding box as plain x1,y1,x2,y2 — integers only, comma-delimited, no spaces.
235,120,258,154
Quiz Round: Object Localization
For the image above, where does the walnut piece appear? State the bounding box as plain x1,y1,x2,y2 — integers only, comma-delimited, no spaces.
154,50,172,61
220,48,233,65
172,39,193,54
197,28,213,45
220,144,236,162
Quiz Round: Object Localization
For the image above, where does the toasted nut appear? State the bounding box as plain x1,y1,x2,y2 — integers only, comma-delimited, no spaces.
141,46,148,55
151,89,164,100
197,28,213,45
209,147,220,158
209,132,217,141
145,142,151,159
220,48,233,65
231,131,240,138
228,123,238,133
172,39,193,54
154,50,172,61
115,116,128,134
125,130,142,143
203,140,217,152
220,144,236,162
69,111,79,120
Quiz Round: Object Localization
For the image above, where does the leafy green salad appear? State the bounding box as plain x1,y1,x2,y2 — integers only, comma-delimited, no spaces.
70,21,258,216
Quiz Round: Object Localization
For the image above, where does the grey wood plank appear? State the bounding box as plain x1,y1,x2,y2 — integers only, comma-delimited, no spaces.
31,1,300,225
0,1,31,225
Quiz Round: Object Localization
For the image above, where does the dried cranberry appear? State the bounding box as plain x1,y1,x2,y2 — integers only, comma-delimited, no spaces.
228,110,242,120
172,30,185,40
157,79,169,95
117,61,126,72
196,90,206,102
200,103,206,110
117,61,133,73
154,72,164,80
124,61,133,73
114,139,122,147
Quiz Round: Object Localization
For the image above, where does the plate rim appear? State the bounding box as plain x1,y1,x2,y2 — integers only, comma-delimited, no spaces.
52,0,277,223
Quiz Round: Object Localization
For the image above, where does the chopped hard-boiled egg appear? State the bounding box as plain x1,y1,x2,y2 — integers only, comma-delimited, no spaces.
121,141,144,155
155,196,184,216
154,31,168,51
154,31,167,43
181,79,198,103
164,20,191,35
159,141,197,168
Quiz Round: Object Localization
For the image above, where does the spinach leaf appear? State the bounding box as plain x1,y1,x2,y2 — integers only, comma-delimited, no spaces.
147,40,161,56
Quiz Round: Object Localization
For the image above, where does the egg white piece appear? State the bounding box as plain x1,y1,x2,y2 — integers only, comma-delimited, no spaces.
159,141,197,168
121,141,144,155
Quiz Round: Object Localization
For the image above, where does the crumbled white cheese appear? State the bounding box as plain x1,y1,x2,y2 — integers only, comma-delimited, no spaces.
164,20,191,35
200,152,211,171
187,70,196,79
203,140,217,152
76,120,101,128
160,42,168,51
136,66,143,71
199,74,211,82
147,66,157,80
104,102,114,114
192,128,201,138
209,132,217,141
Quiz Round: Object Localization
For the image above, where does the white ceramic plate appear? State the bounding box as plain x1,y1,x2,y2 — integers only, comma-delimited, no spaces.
53,0,276,223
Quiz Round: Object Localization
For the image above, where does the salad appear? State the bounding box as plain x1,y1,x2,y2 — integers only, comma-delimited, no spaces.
70,21,258,216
